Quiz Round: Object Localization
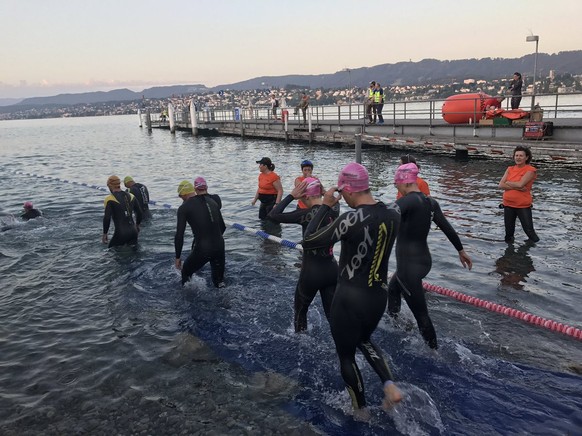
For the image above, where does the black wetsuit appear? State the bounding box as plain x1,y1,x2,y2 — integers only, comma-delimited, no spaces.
387,192,464,349
21,209,42,221
175,194,226,287
268,194,340,332
509,77,523,110
103,191,142,248
303,201,400,410
127,183,151,219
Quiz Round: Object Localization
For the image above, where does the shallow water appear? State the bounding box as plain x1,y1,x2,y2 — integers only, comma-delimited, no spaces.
0,115,580,435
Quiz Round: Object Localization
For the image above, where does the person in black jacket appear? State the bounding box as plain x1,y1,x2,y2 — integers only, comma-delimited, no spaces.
509,72,523,109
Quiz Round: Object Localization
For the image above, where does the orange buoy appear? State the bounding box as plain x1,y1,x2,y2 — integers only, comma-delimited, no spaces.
442,93,490,124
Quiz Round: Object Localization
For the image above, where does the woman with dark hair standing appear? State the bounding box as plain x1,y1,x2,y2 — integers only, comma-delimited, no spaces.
498,146,540,243
252,157,283,219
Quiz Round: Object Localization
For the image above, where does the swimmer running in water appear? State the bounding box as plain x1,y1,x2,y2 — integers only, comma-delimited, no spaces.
102,175,142,248
388,163,472,349
303,162,402,420
123,176,151,220
268,177,339,332
174,180,226,288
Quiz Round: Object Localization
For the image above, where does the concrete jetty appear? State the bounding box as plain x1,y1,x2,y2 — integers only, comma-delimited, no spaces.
142,104,582,165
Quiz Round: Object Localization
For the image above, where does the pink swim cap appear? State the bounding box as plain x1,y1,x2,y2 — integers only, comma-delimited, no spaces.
303,177,322,197
194,177,207,189
394,163,419,184
337,162,369,193
23,201,33,209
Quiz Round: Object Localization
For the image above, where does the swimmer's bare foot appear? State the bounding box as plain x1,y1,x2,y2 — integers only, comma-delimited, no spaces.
353,407,371,422
382,381,402,411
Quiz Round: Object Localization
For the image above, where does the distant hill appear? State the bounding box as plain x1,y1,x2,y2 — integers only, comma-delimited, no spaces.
214,50,582,90
16,84,208,107
9,51,582,107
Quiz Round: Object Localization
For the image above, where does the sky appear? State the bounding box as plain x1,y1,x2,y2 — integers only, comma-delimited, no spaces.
1,0,581,99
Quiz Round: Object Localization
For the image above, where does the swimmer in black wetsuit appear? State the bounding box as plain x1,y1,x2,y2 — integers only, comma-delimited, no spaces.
21,201,42,221
388,163,472,349
303,162,402,420
268,177,339,332
102,175,142,248
124,176,151,220
174,180,226,288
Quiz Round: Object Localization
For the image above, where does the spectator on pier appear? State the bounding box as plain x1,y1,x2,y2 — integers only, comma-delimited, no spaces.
498,146,540,244
252,157,283,220
21,201,42,221
294,93,310,126
388,163,472,350
270,94,279,120
366,81,375,124
124,176,151,220
509,72,523,110
373,83,385,124
396,155,430,199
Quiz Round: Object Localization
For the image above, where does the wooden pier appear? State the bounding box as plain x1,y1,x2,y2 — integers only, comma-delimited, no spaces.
139,105,582,165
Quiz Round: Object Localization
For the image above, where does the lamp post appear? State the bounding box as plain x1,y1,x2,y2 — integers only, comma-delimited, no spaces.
526,35,539,110
342,68,352,104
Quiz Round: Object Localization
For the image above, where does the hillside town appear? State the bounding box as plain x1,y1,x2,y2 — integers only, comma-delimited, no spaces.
1,73,580,121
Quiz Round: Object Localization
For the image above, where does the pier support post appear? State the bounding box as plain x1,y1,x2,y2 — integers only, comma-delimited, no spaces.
145,110,152,131
308,110,313,144
240,111,245,138
190,100,198,136
138,109,143,127
284,111,288,142
355,127,362,163
168,103,176,134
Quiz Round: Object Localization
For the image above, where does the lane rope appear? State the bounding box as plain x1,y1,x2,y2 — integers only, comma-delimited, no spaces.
10,169,581,341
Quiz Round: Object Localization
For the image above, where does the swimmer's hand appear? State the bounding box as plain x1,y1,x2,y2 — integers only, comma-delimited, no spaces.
101,233,108,244
175,258,182,270
459,249,472,270
291,181,307,199
251,198,257,206
322,186,341,208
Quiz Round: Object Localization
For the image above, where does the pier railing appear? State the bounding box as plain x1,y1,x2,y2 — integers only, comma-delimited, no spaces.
147,91,582,127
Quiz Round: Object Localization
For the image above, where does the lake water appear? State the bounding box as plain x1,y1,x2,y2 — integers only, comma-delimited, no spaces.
0,115,580,435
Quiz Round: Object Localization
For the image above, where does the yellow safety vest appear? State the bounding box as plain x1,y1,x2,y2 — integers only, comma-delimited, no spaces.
374,89,383,103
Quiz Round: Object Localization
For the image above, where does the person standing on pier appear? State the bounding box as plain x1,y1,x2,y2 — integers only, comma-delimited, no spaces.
373,83,384,124
174,180,226,288
303,162,402,421
498,146,540,244
270,94,279,120
366,81,375,124
295,93,310,126
388,163,472,350
252,157,283,220
102,175,142,248
123,176,151,220
509,72,523,110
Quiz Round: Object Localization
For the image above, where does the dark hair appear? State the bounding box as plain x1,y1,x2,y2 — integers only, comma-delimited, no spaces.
513,145,532,164
268,163,275,171
513,72,521,78
400,154,421,170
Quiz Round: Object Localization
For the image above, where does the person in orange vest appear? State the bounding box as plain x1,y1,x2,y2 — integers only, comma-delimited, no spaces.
498,146,540,243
